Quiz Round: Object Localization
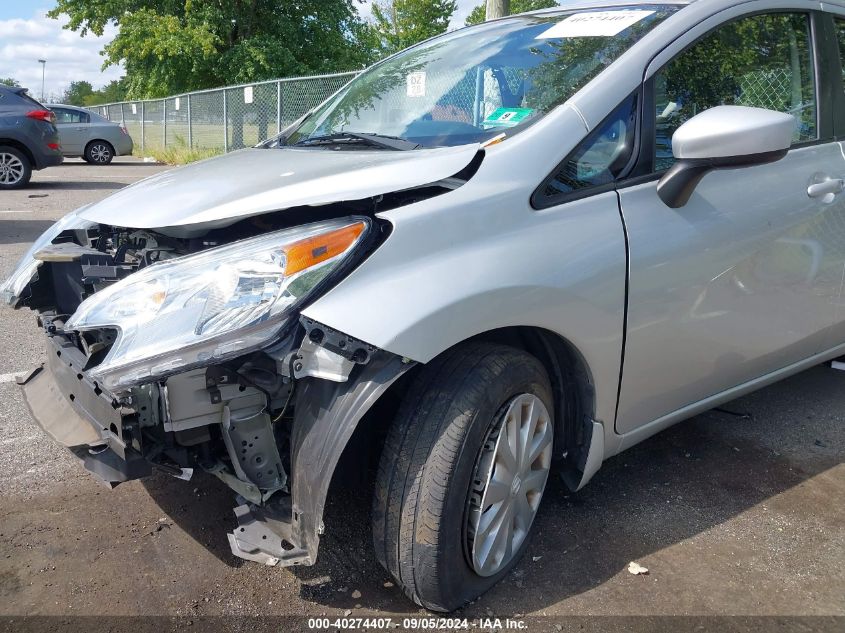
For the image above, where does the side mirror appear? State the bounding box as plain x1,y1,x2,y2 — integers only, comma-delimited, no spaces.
657,105,795,208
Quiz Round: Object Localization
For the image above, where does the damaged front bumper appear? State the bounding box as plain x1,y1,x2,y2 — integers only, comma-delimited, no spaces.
19,323,414,569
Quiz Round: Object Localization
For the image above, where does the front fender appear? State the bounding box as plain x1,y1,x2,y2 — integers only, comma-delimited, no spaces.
286,351,413,563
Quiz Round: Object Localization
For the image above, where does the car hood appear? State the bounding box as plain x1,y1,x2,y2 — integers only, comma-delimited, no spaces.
78,145,481,237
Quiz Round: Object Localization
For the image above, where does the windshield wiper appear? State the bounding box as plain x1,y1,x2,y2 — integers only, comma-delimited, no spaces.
292,131,420,151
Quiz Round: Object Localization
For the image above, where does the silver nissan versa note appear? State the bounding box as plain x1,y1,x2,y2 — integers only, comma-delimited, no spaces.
3,0,845,611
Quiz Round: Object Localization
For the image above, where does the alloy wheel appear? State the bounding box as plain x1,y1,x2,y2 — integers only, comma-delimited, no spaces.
90,144,112,163
466,393,553,577
0,152,25,185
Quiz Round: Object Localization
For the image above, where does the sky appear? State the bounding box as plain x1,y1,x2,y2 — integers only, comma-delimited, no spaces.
0,0,478,102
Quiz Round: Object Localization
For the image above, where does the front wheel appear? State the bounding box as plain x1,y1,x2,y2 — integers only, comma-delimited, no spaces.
372,343,554,611
84,141,114,165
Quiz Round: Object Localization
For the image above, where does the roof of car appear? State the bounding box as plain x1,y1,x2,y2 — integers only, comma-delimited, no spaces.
0,85,30,95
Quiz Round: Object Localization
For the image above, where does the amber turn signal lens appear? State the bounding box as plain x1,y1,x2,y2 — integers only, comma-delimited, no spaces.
283,222,365,276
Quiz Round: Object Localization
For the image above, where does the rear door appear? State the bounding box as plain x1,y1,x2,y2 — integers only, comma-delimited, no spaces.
52,107,89,155
615,7,845,434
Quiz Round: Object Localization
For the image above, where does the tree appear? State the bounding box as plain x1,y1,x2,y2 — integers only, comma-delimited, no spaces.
465,0,557,25
369,0,457,55
48,1,375,99
61,80,94,106
82,80,129,106
0,77,20,87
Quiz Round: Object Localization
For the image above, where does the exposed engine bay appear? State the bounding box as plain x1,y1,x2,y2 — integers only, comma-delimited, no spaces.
13,206,417,566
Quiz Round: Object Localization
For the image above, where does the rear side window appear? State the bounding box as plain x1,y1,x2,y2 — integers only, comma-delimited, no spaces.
654,12,817,171
533,94,638,207
53,108,90,124
836,18,845,81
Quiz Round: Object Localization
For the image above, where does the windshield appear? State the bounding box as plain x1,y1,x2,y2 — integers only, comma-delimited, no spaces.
286,5,678,149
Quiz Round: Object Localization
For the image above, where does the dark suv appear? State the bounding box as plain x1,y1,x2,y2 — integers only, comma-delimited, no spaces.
0,86,63,189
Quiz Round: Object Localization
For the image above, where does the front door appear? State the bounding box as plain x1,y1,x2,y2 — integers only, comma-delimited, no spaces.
616,9,845,433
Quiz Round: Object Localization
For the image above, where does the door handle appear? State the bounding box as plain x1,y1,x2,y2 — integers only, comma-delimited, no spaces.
807,178,844,198
75,127,86,131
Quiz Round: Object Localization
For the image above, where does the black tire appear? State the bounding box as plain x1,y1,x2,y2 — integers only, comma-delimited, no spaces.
0,145,32,189
372,342,553,611
84,140,115,165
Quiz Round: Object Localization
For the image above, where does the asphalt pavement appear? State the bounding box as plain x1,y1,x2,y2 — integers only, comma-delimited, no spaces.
0,158,842,631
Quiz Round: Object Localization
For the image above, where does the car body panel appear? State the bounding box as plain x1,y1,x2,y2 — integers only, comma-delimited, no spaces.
76,143,482,236
616,143,845,434
0,86,63,170
303,108,627,430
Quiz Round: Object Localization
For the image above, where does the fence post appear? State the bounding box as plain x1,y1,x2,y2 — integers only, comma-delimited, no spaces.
222,89,229,152
277,81,282,135
187,94,193,149
163,99,167,148
120,102,125,125
140,101,145,156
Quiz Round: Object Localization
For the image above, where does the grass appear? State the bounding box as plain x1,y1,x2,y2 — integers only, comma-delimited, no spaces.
135,133,223,165
142,144,223,165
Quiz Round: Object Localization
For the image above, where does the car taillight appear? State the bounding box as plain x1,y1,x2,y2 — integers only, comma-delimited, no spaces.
47,143,61,150
27,109,56,124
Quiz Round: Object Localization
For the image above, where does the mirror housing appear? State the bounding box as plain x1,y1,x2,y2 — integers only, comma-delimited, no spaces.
657,105,795,208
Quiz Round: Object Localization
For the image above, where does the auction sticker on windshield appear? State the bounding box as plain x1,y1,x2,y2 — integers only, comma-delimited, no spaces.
537,10,655,38
484,107,534,127
407,71,426,97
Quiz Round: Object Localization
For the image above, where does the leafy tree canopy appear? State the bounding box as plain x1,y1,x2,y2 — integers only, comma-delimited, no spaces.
369,0,457,56
0,77,21,87
61,80,94,105
48,0,377,99
465,0,558,26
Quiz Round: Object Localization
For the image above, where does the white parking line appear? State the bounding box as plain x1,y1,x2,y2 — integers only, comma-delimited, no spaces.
0,371,25,384
0,210,33,214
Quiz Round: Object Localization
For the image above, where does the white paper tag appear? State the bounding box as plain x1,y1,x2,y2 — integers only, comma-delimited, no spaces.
407,71,426,97
131,103,137,115
537,10,655,39
174,97,180,111
244,86,254,104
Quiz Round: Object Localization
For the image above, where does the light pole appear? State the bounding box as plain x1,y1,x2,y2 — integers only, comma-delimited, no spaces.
486,0,509,20
38,59,46,101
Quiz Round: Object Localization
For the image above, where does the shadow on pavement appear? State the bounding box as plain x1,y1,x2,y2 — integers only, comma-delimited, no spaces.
130,364,843,614
0,219,56,245
142,471,244,568
25,181,128,191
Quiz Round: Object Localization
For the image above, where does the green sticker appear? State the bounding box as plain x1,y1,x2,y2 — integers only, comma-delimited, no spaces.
483,107,534,127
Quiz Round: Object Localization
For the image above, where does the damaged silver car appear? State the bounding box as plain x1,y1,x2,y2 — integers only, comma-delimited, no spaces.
4,0,845,612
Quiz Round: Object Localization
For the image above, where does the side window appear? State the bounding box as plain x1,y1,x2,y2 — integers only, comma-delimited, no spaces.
654,13,817,172
836,18,845,82
535,94,637,205
53,108,88,124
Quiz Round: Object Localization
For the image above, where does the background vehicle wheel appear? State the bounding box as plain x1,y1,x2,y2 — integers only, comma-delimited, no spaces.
0,146,32,189
84,141,114,165
372,342,554,611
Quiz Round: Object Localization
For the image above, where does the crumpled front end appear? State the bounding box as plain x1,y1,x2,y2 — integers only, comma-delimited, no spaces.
2,213,415,568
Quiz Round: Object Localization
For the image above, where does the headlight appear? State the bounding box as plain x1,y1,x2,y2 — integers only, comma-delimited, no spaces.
1,209,94,307
65,218,369,392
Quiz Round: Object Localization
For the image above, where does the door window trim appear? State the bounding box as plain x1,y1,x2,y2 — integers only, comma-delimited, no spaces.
530,88,642,210
626,8,830,183
825,11,845,139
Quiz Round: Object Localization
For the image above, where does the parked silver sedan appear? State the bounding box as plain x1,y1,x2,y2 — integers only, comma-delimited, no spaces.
47,103,134,164
3,0,845,612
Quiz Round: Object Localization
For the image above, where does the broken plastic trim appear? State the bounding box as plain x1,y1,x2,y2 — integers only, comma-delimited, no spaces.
226,349,415,566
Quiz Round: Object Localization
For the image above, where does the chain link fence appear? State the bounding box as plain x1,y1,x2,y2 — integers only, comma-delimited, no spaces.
91,72,359,155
